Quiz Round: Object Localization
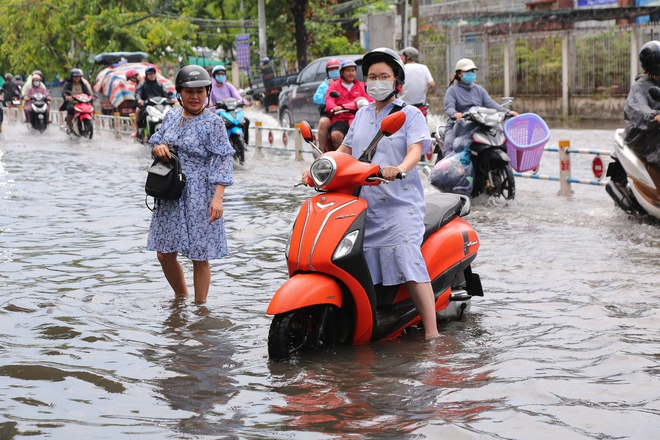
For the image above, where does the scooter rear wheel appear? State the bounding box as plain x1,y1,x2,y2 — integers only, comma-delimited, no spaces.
268,305,339,361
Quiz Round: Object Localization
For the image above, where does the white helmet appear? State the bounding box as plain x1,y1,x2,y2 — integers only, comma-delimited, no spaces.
455,58,478,72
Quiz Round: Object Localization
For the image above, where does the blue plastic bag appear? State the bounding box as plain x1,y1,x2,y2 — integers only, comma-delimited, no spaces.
429,149,475,196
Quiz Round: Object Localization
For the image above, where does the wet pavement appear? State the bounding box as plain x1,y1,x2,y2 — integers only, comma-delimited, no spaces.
1,111,659,439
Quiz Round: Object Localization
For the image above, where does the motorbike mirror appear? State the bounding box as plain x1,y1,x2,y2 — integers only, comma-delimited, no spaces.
380,111,406,137
650,87,660,102
329,90,340,98
299,121,314,144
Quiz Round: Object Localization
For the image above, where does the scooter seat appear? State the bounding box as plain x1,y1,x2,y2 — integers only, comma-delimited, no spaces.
423,193,466,241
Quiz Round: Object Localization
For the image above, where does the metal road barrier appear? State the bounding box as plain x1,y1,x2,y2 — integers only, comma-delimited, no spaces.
3,106,134,139
514,140,612,196
251,121,312,160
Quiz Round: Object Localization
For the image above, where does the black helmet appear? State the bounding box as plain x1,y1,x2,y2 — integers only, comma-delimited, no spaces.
400,46,419,62
175,65,212,93
640,41,660,75
362,47,405,85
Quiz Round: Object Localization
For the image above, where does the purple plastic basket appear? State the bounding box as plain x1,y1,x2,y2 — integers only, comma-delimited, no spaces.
504,113,550,172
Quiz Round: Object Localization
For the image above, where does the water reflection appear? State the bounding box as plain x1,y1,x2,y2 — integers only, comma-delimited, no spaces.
149,299,240,437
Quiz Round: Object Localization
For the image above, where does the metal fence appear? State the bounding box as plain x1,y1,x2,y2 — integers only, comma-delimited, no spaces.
417,22,660,98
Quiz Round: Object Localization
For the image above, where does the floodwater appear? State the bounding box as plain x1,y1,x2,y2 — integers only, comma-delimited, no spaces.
1,110,660,439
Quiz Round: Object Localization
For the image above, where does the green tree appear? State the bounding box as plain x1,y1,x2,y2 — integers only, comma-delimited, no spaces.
0,0,195,80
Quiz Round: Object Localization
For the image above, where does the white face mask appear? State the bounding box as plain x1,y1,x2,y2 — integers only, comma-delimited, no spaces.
33,80,41,87
366,80,395,102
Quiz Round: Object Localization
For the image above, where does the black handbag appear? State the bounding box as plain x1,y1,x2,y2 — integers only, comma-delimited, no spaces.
145,147,186,210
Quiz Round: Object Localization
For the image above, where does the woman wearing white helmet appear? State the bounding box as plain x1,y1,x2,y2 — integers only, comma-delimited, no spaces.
443,58,518,155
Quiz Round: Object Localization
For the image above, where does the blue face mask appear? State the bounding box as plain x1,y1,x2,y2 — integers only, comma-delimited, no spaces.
462,72,476,84
215,74,226,83
328,70,340,80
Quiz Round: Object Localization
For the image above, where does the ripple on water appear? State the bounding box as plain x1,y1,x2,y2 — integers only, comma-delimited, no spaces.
1,123,660,438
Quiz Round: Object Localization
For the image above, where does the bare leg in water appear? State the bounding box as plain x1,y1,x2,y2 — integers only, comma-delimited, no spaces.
406,281,440,341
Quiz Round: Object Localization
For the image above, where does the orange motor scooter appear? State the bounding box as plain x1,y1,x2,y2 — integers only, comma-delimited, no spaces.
267,113,483,361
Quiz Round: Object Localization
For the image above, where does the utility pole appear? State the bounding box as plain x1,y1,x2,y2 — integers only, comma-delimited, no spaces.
258,0,267,60
411,0,419,48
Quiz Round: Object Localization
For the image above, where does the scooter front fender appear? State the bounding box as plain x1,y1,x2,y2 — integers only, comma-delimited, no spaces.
267,273,343,315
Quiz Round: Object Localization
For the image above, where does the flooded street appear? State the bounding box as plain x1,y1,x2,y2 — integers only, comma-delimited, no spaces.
1,111,660,439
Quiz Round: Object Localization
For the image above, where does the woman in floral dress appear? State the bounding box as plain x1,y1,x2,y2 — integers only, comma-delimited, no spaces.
148,65,234,303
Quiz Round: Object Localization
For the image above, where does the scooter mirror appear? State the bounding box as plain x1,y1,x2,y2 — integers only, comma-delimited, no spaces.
381,111,406,137
329,91,340,98
650,86,660,102
299,121,314,143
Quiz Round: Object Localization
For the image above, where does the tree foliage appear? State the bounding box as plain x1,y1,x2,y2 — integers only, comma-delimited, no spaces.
0,0,195,80
0,0,363,81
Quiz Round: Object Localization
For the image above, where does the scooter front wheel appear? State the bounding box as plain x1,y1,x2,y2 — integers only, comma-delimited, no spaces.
268,305,339,361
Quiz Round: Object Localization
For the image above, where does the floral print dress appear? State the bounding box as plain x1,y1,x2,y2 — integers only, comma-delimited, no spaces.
147,108,234,261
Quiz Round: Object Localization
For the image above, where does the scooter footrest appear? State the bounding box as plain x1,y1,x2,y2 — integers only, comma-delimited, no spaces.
448,289,471,302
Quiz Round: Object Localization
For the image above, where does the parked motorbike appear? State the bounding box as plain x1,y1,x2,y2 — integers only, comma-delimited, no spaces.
70,93,94,139
26,93,50,133
214,97,248,165
432,99,516,200
605,87,660,219
138,96,173,144
266,113,483,361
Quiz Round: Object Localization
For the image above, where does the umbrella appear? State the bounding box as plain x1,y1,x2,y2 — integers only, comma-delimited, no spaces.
94,63,175,108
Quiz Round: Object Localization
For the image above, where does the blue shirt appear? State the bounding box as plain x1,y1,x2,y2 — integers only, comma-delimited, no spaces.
342,99,433,286
313,79,331,106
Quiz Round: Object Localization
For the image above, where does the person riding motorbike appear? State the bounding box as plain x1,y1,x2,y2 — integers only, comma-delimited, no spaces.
328,47,439,340
132,66,175,138
313,58,341,152
443,58,518,155
62,68,93,134
23,73,51,125
209,64,249,145
21,70,43,95
398,47,435,114
124,68,142,136
1,73,22,106
623,40,660,166
209,65,246,106
325,59,374,150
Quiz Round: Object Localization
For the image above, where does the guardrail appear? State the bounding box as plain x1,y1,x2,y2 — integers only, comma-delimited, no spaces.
2,106,134,138
250,122,312,160
514,140,611,196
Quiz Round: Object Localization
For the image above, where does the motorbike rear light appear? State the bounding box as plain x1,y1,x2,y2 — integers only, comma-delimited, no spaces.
333,230,360,260
310,157,336,187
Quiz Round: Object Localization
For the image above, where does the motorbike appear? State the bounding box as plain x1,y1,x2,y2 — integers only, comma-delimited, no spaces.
214,97,248,165
70,93,94,139
411,102,429,118
266,113,483,362
138,96,173,144
432,98,516,200
605,87,660,220
26,93,50,133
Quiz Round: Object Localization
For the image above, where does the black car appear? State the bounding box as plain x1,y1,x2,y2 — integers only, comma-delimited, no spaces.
278,54,364,128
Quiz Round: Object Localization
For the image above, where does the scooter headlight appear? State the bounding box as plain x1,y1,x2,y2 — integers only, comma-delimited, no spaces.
333,230,360,260
310,157,337,187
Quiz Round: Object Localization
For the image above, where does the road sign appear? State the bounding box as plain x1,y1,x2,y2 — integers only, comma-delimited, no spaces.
592,156,604,180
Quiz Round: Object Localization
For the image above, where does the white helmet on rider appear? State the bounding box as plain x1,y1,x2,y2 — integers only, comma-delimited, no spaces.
455,58,478,72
